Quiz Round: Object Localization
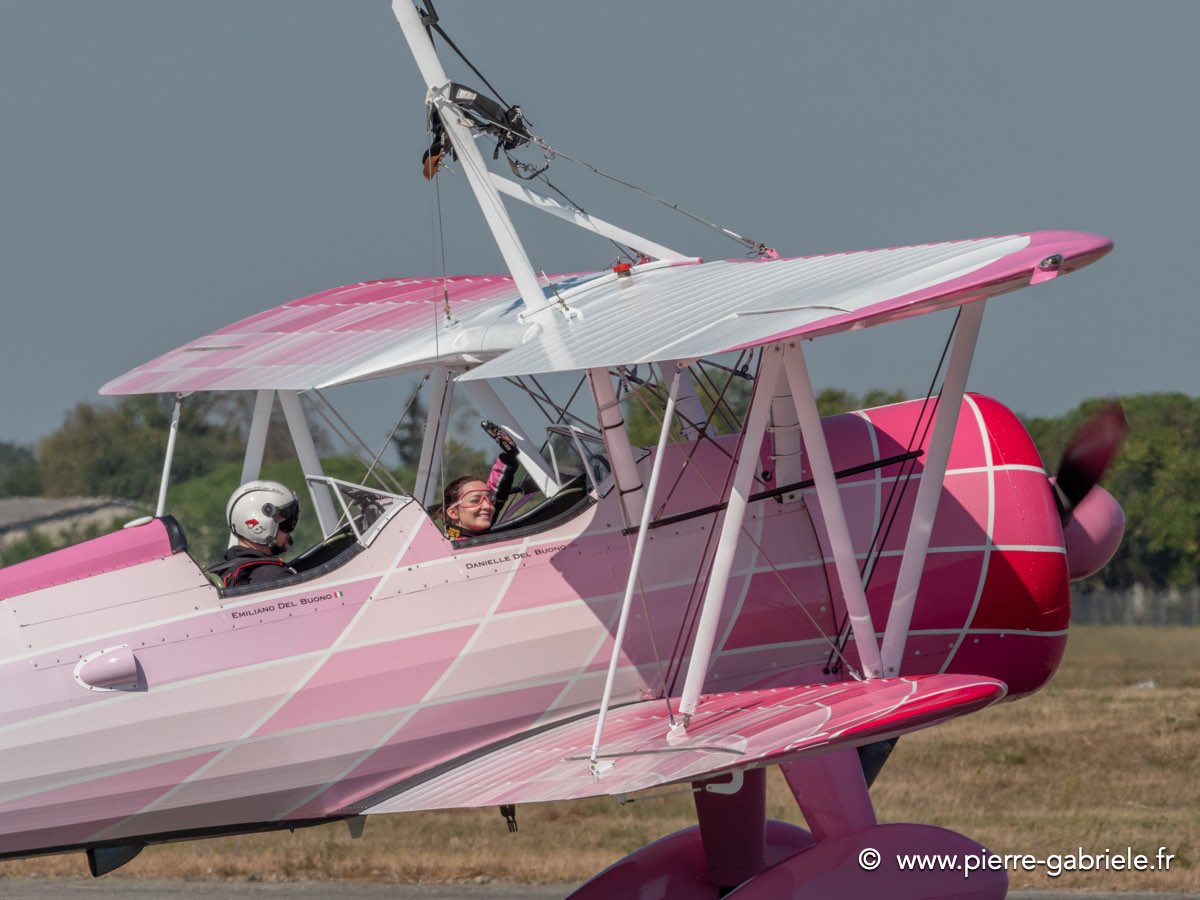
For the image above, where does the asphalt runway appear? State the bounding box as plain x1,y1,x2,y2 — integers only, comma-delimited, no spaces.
1,881,1197,900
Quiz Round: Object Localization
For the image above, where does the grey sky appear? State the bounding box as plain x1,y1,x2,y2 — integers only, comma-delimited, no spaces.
2,1,1197,447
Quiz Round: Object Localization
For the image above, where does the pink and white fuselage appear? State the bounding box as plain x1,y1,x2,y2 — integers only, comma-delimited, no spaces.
0,392,1111,858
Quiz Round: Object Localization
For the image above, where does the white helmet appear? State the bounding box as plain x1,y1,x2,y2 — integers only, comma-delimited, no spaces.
227,480,300,545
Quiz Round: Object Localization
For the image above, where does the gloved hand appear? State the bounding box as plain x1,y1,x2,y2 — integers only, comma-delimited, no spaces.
481,420,517,458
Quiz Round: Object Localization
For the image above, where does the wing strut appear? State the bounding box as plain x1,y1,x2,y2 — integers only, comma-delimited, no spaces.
781,342,883,679
489,175,693,263
589,364,683,771
879,301,986,675
226,390,277,548
676,346,784,723
281,391,338,536
588,368,645,525
153,392,186,518
414,367,457,508
239,390,276,486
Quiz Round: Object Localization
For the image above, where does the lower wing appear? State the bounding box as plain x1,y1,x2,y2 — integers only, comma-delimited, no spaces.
350,673,1005,814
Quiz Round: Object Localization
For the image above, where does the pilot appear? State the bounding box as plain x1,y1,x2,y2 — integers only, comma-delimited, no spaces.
444,422,519,541
208,480,301,587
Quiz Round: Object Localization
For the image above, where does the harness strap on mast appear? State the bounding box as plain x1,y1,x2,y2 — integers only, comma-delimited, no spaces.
418,0,519,114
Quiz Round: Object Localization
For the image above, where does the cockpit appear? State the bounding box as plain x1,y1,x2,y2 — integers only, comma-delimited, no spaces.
441,424,612,547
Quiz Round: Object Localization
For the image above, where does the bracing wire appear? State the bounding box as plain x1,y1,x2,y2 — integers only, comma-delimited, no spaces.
523,137,773,257
304,390,409,496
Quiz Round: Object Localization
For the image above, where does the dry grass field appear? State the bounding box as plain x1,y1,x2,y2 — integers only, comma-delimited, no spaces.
3,626,1196,893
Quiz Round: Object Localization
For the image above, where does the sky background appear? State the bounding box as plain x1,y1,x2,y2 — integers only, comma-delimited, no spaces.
2,1,1197,449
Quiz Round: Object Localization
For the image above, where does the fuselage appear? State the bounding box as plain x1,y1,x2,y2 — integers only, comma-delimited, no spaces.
0,393,1078,858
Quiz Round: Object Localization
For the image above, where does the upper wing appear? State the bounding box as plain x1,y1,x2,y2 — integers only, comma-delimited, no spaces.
460,230,1110,382
348,673,1004,814
100,272,594,395
101,231,1109,395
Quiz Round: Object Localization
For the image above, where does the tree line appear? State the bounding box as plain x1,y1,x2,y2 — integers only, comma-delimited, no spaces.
1,390,1196,590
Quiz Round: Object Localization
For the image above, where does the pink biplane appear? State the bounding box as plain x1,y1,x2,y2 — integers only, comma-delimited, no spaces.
0,3,1126,897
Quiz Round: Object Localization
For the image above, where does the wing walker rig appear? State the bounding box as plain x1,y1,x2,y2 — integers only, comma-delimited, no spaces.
0,3,1126,897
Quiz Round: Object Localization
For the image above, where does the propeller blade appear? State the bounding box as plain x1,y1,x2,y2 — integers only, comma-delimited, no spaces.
1053,400,1128,525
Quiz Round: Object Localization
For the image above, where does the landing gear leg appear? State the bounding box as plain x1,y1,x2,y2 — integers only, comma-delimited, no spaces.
693,768,766,891
725,749,1008,899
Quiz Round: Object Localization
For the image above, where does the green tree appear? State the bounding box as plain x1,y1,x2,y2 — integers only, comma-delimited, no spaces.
622,368,756,447
391,395,427,472
1027,393,1200,590
816,387,908,416
0,441,41,496
38,395,246,501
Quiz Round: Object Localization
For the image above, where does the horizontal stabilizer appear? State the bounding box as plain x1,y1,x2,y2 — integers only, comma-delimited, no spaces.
350,674,1005,814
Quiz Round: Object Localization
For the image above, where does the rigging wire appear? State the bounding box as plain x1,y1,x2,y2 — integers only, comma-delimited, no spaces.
661,350,764,695
693,358,751,435
621,371,737,509
305,390,409,496
426,107,457,513
614,355,856,685
619,353,850,686
523,137,774,257
516,373,598,437
413,8,772,259
617,355,760,522
501,148,638,262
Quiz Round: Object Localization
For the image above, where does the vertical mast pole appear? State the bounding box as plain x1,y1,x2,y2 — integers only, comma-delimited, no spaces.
391,0,547,316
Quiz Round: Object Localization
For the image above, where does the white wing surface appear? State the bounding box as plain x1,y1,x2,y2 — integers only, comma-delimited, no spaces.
459,230,1110,381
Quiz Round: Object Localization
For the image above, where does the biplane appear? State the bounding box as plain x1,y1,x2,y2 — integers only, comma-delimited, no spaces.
0,3,1126,897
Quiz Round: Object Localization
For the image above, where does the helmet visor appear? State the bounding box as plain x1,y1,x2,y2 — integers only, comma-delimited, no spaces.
271,500,300,533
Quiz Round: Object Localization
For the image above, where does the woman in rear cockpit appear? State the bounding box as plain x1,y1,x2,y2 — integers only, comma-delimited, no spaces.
443,422,519,541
